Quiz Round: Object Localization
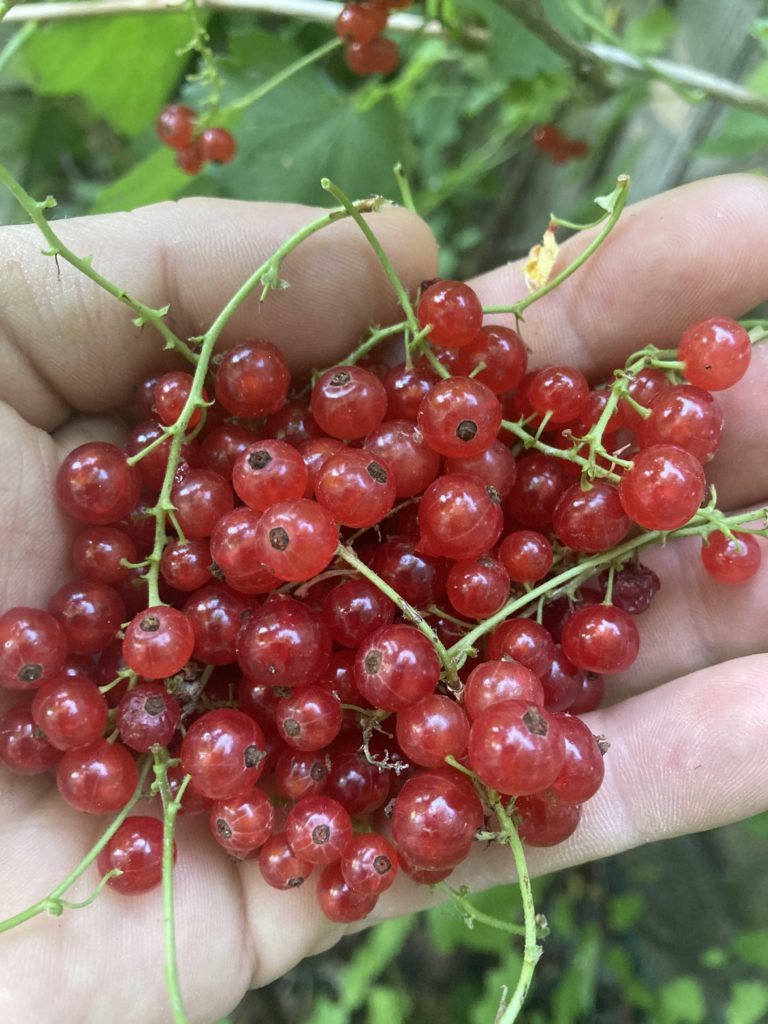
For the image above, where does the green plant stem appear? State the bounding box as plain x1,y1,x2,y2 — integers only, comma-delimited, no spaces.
492,795,541,1023
437,883,527,937
0,19,34,72
393,161,416,213
228,37,341,114
155,751,190,1024
450,505,768,663
335,543,459,685
483,176,630,319
500,418,623,483
321,179,421,341
0,166,198,365
0,757,151,934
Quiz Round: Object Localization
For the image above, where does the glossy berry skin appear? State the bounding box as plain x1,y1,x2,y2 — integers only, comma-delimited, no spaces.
335,2,388,43
321,577,395,648
418,473,504,560
516,796,581,847
457,324,527,394
97,816,172,894
274,749,329,801
49,580,125,656
445,440,517,499
199,127,237,164
363,419,441,497
541,646,584,712
0,607,67,690
567,673,605,715
171,469,234,540
181,709,267,800
384,362,437,421
71,527,136,584
125,419,199,492
552,482,631,554
546,714,605,804
417,280,482,350
160,539,213,592
176,142,205,175
285,795,353,865
0,705,61,774
317,861,379,922
498,531,553,583
56,442,140,525
210,788,275,855
392,768,483,870
315,450,395,529
468,700,565,796
418,377,501,459
214,340,290,418
275,686,342,751
446,556,509,619
183,586,248,665
701,531,762,584
355,624,440,711
259,832,314,890
506,454,574,529
561,604,639,674
679,316,751,390
154,371,205,428
464,660,544,719
116,682,181,752
310,366,387,440
527,365,589,423
619,444,705,531
638,385,724,463
57,739,138,813
617,367,671,431
255,498,339,582
122,606,195,679
31,673,108,750
369,538,447,608
298,437,345,496
156,104,196,149
395,694,470,768
237,594,331,688
344,37,399,76
341,833,398,895
486,618,555,678
324,744,391,815
232,440,308,512
200,423,258,480
210,507,266,580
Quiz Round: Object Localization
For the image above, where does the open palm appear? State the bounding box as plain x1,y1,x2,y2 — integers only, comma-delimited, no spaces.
0,176,767,1024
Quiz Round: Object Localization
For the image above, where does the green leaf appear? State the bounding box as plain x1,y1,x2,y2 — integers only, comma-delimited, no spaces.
752,19,768,52
366,985,410,1024
733,930,768,968
625,9,678,54
607,892,646,932
551,923,601,1024
89,148,188,215
726,981,768,1024
469,947,524,1024
17,14,192,135
657,976,707,1024
743,811,768,838
455,0,564,78
696,61,768,158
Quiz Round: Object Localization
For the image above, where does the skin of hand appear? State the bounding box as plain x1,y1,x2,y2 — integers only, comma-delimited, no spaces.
0,174,767,1024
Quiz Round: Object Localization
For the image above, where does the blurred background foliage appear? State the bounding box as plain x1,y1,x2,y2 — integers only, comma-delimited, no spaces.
0,0,767,1019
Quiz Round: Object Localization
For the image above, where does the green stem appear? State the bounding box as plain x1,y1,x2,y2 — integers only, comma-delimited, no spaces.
492,795,541,1023
414,337,451,379
500,419,622,483
0,757,152,934
321,179,421,341
483,176,630,318
451,505,768,661
0,19,34,73
0,166,198,365
437,883,527,937
393,162,417,213
335,543,458,684
228,38,342,114
155,751,189,1024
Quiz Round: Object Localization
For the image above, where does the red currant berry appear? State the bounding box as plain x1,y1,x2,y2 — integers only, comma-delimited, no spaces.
340,833,398,895
31,673,107,750
486,618,555,678
0,607,67,691
395,694,470,768
506,453,574,529
97,815,173,894
464,660,544,719
316,450,396,529
49,580,125,656
417,280,482,350
259,832,314,890
183,586,249,665
154,371,207,428
200,423,259,480
418,377,501,459
679,316,751,390
446,556,509,619
637,385,724,463
552,482,631,553
199,127,237,164
0,704,60,774
321,577,395,648
701,530,762,585
418,473,504,560
256,498,339,582
171,469,234,539
57,738,138,813
56,442,140,525
71,527,136,584
516,795,581,846
122,606,195,679
498,531,553,583
468,700,565,796
618,444,705,531
210,788,275,855
527,365,589,423
355,624,440,711
363,419,441,497
285,795,353,865
156,104,196,149
116,682,181,752
215,340,290,418
344,37,399,76
160,539,213,592
275,686,343,751
444,440,517,499
176,142,205,175
561,604,639,674
310,366,388,441
392,768,483,870
546,714,606,804
238,594,331,688
457,324,527,394
369,537,447,608
232,441,308,512
384,362,438,421
274,749,330,801
335,2,388,43
181,708,266,800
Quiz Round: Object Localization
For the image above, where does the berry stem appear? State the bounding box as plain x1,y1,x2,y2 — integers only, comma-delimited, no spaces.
491,793,542,1024
413,336,451,379
437,883,527,937
0,757,152,934
180,0,225,118
154,749,190,1024
393,161,417,214
49,869,122,912
483,176,630,319
0,165,199,365
335,543,459,685
227,37,342,115
500,418,622,484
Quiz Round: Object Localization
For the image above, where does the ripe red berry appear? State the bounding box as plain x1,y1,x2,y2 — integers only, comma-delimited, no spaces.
486,618,555,678
98,816,173,894
457,324,527,393
561,604,639,674
417,376,502,458
395,694,470,768
176,141,206,175
255,498,339,582
446,555,509,619
464,660,544,719
552,482,631,553
545,714,605,805
310,365,388,440
335,2,388,43
527,365,589,423
122,606,195,679
678,316,751,390
285,795,353,865
32,673,108,750
419,473,503,560
468,700,565,796
637,385,724,463
321,577,395,648
116,681,181,751
214,340,290,418
355,624,440,711
516,795,581,846
315,450,396,529
0,704,61,774
56,442,140,525
49,579,125,656
417,280,483,350
259,832,314,890
57,738,138,813
344,37,399,76
618,444,705,531
498,530,553,583
181,708,267,800
275,685,343,751
232,440,309,512
156,104,196,149
340,833,398,895
700,530,762,584
363,419,441,497
210,788,275,855
0,607,67,691
392,768,483,870
199,127,237,164
237,594,331,688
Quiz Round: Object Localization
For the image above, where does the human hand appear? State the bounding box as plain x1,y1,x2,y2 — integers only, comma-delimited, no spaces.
0,175,766,1024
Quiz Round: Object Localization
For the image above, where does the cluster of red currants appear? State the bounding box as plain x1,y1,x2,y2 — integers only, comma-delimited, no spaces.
156,104,237,175
335,0,410,77
0,276,759,923
532,123,589,164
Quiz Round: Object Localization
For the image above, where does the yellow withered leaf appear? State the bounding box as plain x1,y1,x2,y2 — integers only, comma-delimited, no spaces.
524,226,559,292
